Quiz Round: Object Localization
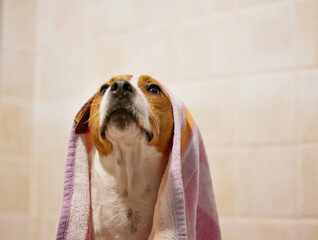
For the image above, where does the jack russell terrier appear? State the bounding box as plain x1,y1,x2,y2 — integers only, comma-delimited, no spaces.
74,74,174,240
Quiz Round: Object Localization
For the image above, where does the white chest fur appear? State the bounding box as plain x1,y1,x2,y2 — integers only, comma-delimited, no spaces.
91,134,165,240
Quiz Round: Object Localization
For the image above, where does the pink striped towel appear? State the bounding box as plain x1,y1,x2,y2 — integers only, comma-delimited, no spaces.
56,85,221,240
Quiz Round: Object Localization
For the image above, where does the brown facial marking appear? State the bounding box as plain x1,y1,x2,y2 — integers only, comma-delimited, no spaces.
74,95,95,134
88,75,134,157
127,208,141,234
138,75,174,154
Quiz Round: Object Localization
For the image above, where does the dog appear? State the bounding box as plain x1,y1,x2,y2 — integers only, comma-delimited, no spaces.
74,75,174,239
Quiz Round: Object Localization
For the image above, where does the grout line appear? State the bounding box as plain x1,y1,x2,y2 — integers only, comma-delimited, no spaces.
0,39,35,53
0,0,2,30
27,0,42,238
180,65,318,84
0,211,30,217
295,67,303,219
143,65,318,94
0,94,33,106
207,142,318,149
33,93,95,105
0,0,2,84
87,22,183,45
219,215,318,223
0,154,31,163
181,0,295,22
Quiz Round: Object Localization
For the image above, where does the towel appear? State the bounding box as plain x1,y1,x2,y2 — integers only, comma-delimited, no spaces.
56,85,221,240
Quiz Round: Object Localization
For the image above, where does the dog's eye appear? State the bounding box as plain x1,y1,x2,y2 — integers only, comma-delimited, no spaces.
147,84,162,95
99,84,109,95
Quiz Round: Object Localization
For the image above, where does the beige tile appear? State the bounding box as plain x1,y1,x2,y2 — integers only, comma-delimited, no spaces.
0,47,34,98
237,147,298,217
88,34,141,81
29,154,66,219
28,214,59,240
39,40,93,100
38,0,87,43
0,213,28,240
88,0,183,35
300,147,318,217
0,102,32,153
172,80,238,146
220,218,298,240
88,0,137,36
88,35,132,82
211,147,299,217
181,1,295,79
36,99,79,154
35,0,91,101
133,0,185,25
145,0,185,23
1,0,36,46
238,73,296,144
300,220,318,240
34,152,66,165
132,27,182,84
298,69,318,142
0,152,31,163
233,1,295,73
29,154,65,216
28,162,39,219
184,0,285,18
35,161,65,213
183,0,234,16
88,26,181,85
0,161,30,212
208,149,240,216
296,0,318,66
87,0,191,35
232,0,281,6
181,13,234,78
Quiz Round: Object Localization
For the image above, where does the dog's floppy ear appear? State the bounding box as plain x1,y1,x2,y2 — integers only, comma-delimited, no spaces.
74,95,95,134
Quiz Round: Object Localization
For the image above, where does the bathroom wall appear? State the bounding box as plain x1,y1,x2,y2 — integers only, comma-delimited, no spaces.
0,0,36,239
0,0,317,239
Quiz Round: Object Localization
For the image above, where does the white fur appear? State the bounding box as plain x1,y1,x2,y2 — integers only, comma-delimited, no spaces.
91,76,166,239
99,75,152,135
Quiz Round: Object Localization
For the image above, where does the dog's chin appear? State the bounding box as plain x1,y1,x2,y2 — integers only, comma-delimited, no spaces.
108,110,135,131
100,110,153,142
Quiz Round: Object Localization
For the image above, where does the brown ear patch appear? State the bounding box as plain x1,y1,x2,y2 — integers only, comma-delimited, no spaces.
74,95,95,134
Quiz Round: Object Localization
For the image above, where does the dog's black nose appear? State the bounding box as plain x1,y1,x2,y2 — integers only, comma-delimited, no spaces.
110,80,134,99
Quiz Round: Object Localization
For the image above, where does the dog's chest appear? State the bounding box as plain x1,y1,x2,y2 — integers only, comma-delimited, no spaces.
91,145,164,240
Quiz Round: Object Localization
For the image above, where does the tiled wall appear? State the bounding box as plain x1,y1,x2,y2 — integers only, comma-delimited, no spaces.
0,0,317,239
0,0,36,239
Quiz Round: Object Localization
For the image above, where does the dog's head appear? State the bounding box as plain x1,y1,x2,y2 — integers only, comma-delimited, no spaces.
74,75,174,156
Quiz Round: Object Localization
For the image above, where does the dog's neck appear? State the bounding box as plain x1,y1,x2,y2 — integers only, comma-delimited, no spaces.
91,133,167,239
93,135,165,201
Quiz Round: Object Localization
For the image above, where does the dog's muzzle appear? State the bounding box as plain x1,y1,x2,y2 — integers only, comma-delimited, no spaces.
100,80,153,141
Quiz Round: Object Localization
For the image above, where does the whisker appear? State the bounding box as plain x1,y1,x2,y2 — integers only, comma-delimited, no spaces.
148,66,158,78
85,102,100,108
84,110,100,124
149,113,160,136
92,112,101,125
